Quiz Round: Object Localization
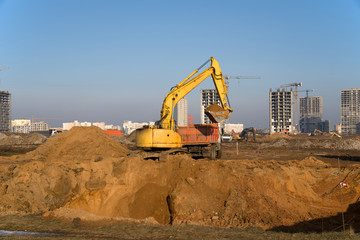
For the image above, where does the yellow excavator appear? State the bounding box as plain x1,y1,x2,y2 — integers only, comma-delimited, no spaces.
136,57,233,150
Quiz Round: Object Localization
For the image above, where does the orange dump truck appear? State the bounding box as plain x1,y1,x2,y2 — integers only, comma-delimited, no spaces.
177,123,221,159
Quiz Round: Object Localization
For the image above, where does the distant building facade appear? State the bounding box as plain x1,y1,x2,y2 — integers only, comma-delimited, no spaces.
341,88,360,135
174,97,188,127
299,96,329,133
269,89,293,134
12,119,31,133
299,96,323,119
122,120,155,136
63,120,121,131
0,91,11,132
31,121,50,132
12,119,50,133
224,123,244,134
201,89,221,124
93,122,105,130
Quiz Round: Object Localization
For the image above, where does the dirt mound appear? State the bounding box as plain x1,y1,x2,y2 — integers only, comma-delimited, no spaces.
27,126,129,162
258,133,291,142
0,133,47,146
1,130,360,230
22,133,47,145
260,137,360,151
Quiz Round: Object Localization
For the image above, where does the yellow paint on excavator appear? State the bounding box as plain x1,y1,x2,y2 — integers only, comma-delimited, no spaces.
136,126,182,148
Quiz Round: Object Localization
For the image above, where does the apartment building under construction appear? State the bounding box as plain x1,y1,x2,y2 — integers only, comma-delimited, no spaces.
269,88,293,134
341,88,360,135
299,96,323,119
0,91,11,132
200,89,221,124
299,96,329,133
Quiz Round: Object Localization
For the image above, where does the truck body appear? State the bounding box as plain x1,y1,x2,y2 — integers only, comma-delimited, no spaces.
177,124,221,159
177,124,219,145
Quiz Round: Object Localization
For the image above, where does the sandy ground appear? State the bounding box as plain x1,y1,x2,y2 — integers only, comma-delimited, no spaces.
0,127,359,233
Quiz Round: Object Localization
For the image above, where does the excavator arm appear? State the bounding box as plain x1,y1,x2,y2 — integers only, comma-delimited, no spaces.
136,57,233,149
159,57,233,130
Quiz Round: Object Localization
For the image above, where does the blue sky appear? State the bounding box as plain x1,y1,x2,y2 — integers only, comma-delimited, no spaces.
0,0,359,128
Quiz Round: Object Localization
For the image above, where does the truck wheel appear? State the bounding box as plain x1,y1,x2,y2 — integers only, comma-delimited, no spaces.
216,149,222,159
210,145,216,160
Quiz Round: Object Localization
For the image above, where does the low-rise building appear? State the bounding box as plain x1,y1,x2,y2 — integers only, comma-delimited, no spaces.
63,120,121,131
93,122,105,130
31,121,50,132
123,120,155,136
12,119,31,133
224,123,244,134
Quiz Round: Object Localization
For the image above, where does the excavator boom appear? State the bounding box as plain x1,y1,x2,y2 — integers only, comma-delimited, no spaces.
159,57,232,130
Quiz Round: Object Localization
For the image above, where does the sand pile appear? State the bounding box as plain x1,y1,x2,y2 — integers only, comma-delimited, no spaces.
27,126,129,161
258,133,291,142
0,127,359,230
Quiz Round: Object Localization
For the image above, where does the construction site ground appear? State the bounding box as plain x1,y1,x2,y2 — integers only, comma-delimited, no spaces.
0,127,359,239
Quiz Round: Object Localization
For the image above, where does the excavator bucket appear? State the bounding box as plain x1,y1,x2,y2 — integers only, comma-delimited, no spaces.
205,104,231,123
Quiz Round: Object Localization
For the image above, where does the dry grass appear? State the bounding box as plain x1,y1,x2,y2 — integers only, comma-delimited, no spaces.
0,215,358,240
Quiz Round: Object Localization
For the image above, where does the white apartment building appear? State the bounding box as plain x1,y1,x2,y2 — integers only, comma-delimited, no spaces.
63,120,121,131
12,119,31,133
12,119,50,133
122,120,155,136
62,121,92,131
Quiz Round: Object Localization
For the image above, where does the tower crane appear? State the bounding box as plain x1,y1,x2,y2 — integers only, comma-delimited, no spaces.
298,89,314,98
223,75,261,90
280,82,302,132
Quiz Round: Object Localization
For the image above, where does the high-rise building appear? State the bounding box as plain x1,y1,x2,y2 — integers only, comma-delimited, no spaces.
269,88,293,134
341,88,360,135
299,96,325,133
299,96,323,119
174,97,188,127
0,91,11,132
201,89,221,124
